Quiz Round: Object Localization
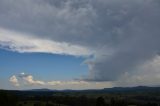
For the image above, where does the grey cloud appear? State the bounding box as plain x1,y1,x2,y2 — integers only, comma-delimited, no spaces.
1,0,160,83
0,0,140,48
115,56,160,87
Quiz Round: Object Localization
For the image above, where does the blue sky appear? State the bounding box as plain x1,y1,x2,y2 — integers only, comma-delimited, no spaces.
0,48,87,80
0,0,160,89
0,48,89,89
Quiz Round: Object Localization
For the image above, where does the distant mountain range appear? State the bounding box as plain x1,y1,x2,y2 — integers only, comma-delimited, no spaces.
29,88,54,91
25,86,160,93
3,86,160,97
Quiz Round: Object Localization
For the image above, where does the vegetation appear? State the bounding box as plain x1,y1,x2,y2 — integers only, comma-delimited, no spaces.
1,87,160,106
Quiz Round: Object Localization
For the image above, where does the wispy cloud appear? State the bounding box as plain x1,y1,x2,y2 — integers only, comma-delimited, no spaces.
47,80,89,86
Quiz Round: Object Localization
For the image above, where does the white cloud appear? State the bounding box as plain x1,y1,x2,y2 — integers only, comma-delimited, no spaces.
16,73,90,86
17,73,45,85
10,73,113,89
9,75,19,86
22,75,45,85
47,80,89,86
0,28,92,56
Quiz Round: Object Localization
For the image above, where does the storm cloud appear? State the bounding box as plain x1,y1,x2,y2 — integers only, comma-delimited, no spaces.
1,0,160,84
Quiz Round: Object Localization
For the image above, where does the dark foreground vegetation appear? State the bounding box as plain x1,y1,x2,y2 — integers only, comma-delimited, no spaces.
1,86,160,106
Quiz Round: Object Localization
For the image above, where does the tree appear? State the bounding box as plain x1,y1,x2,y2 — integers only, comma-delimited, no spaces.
96,97,106,106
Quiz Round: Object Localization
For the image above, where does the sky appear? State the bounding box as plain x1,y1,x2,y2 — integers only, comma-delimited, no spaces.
0,0,160,90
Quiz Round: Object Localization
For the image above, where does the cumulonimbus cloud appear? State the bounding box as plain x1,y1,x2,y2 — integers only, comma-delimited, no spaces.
3,0,160,86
